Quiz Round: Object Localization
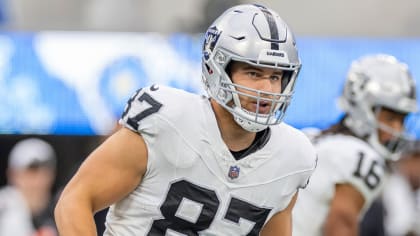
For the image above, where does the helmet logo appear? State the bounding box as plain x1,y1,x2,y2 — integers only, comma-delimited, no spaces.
203,26,222,61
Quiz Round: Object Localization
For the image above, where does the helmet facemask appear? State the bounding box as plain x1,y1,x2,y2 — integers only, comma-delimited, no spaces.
369,107,417,161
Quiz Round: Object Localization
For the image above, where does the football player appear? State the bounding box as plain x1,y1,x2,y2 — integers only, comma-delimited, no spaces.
55,4,317,235
382,140,420,235
293,54,418,236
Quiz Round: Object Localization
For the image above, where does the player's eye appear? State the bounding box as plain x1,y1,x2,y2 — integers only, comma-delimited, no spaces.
269,75,281,81
246,71,259,78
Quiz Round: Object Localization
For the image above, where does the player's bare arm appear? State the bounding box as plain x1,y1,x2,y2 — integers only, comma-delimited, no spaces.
260,192,298,236
323,184,365,236
54,127,148,235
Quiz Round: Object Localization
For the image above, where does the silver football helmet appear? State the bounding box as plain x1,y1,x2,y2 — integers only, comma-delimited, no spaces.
201,4,301,132
338,54,418,160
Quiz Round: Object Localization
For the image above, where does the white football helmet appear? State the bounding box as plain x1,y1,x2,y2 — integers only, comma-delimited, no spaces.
338,54,418,160
201,4,301,132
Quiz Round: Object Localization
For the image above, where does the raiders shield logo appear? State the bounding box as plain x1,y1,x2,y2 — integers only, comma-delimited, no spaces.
203,26,221,61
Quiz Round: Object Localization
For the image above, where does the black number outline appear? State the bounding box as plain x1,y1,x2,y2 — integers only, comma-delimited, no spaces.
147,180,271,235
148,180,219,236
121,88,142,119
352,152,382,190
224,197,272,235
122,89,163,130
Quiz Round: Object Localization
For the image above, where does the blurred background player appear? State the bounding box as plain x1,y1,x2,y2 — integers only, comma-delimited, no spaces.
360,139,420,236
0,138,58,236
293,54,418,236
382,140,420,236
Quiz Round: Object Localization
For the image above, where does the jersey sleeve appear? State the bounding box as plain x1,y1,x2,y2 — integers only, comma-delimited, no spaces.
299,155,318,190
119,85,164,136
118,84,206,170
273,125,318,194
297,140,318,191
318,137,387,209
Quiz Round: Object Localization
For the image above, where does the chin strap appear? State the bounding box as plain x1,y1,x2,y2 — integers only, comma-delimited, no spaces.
233,113,269,132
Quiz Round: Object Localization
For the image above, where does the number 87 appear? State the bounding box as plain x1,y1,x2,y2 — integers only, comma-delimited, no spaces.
147,180,271,236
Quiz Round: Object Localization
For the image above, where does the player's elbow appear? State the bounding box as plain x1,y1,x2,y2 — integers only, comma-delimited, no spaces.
54,195,66,223
54,190,76,225
54,188,93,226
54,187,100,235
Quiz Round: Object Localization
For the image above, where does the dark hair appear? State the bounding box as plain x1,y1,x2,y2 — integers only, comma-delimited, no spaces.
225,61,233,77
319,115,356,137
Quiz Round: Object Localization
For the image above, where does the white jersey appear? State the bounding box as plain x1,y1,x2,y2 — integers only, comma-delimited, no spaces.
293,134,388,236
0,186,35,236
383,173,420,235
104,85,317,236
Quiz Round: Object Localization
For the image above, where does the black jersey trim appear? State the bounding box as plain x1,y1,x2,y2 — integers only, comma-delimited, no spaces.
231,128,271,160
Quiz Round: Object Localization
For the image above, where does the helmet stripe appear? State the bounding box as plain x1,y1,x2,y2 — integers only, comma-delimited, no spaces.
253,4,280,50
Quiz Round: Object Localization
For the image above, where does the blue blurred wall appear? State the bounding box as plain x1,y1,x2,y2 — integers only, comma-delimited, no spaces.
0,32,418,136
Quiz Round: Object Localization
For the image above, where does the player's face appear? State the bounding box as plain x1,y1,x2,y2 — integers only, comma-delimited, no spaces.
10,166,55,194
376,107,406,145
229,61,284,114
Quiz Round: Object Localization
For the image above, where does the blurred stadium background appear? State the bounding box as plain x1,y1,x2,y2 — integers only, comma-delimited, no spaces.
1,0,420,234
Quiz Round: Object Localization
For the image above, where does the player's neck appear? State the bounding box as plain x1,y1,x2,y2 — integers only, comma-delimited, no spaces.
210,99,256,151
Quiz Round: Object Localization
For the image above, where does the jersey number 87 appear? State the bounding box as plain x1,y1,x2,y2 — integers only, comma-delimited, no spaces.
147,180,271,236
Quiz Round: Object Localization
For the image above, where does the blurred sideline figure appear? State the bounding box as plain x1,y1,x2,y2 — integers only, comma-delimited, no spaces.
293,54,418,236
55,3,317,235
0,138,57,236
360,140,420,236
382,140,420,236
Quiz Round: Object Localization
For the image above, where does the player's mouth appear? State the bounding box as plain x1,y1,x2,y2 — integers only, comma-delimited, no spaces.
251,101,271,114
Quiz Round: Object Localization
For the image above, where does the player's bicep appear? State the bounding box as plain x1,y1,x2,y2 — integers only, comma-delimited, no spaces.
323,184,365,236
61,127,148,212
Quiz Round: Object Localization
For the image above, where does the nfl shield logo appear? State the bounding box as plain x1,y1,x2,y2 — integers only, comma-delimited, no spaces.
228,166,240,179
